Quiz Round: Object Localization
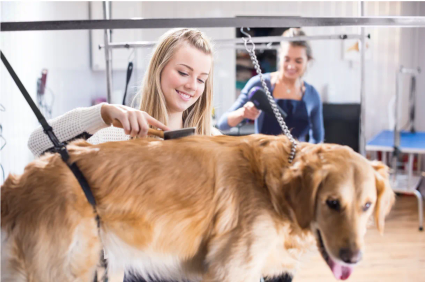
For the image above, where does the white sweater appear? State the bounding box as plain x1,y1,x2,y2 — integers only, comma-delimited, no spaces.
28,103,129,157
28,103,221,157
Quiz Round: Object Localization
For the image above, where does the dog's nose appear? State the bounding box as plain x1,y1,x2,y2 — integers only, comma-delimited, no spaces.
339,248,362,264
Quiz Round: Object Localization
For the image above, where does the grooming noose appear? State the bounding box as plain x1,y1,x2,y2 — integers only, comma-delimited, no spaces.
240,27,297,163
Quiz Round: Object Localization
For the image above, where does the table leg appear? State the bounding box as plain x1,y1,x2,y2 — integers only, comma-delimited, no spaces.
413,190,424,231
408,153,414,184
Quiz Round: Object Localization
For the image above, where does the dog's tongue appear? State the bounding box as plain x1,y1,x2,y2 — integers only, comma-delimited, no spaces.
327,257,353,280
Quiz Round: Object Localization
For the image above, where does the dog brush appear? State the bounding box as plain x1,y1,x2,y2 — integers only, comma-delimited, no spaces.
147,127,196,140
113,120,195,140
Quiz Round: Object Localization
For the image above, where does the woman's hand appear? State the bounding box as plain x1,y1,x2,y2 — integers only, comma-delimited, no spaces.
226,101,262,128
101,104,170,138
239,101,261,120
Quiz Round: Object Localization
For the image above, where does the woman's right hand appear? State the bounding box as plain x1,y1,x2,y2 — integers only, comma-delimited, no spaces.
239,101,261,120
101,104,170,138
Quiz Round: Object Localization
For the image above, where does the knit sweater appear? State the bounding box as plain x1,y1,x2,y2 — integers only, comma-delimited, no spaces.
28,103,221,157
27,103,130,157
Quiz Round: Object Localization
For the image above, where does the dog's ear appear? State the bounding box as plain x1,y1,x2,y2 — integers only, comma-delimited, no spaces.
286,146,328,229
370,161,395,235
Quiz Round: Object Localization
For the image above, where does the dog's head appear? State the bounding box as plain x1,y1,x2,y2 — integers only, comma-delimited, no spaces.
284,144,395,280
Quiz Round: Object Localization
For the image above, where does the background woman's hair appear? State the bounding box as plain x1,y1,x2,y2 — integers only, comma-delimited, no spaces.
132,28,214,136
280,28,313,61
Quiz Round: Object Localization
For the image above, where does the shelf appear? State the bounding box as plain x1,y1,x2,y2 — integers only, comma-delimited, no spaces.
390,173,422,194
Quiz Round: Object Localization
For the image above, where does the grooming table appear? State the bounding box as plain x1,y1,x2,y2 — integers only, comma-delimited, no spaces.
366,130,425,231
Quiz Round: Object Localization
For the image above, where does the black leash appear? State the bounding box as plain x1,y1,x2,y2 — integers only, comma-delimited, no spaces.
1,50,97,210
1,51,106,281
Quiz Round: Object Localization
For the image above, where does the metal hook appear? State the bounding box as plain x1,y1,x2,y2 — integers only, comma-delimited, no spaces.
266,42,273,49
240,27,252,39
240,27,255,53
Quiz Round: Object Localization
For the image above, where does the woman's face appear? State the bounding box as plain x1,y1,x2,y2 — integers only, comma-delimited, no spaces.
280,44,308,80
160,43,212,114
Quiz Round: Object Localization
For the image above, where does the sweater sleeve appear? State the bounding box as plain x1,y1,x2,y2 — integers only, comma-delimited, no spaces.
216,75,264,131
309,87,324,144
28,103,110,157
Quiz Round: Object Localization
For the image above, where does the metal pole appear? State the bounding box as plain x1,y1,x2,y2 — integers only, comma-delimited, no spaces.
392,67,402,183
103,1,113,103
3,16,425,31
399,66,421,75
98,34,365,50
359,1,366,156
392,66,421,182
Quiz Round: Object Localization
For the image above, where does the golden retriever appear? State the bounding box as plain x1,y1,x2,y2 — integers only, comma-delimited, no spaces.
1,134,395,282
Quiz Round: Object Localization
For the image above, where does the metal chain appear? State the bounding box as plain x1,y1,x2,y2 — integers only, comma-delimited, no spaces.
242,33,297,163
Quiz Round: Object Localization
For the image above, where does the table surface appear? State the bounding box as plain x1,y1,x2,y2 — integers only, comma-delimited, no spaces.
366,130,425,153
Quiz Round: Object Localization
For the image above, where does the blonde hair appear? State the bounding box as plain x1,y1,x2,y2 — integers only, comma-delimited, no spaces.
133,28,214,136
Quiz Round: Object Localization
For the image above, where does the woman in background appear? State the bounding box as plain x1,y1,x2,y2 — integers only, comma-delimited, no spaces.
217,28,324,144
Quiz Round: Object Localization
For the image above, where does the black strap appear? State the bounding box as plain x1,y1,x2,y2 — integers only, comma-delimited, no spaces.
69,163,97,208
122,61,133,105
1,50,97,209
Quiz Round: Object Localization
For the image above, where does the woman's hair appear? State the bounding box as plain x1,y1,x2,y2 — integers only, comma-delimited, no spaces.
133,28,214,136
280,28,313,61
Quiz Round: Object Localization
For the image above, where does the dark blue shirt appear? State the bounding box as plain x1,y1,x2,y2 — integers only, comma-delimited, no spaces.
217,73,324,143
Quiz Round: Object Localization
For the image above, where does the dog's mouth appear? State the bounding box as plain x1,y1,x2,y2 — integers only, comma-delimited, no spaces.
316,230,354,280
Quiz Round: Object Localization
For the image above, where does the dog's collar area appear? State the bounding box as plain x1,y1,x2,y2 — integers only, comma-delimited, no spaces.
288,140,297,163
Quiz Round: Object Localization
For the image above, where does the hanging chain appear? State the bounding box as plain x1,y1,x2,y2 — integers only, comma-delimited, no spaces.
242,30,297,163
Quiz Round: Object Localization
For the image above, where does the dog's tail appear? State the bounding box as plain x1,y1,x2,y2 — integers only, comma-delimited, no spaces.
1,154,102,281
1,174,28,282
1,174,21,232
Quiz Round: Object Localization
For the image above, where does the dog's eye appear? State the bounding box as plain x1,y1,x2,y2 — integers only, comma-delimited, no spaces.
363,202,372,212
326,199,341,211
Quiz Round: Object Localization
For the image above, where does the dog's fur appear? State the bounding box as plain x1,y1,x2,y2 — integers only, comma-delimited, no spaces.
1,134,395,282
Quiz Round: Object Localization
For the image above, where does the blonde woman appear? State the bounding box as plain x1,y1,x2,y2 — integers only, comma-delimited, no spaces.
28,28,218,158
28,28,218,282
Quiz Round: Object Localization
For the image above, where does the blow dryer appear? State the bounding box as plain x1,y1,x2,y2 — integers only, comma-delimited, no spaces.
248,86,287,119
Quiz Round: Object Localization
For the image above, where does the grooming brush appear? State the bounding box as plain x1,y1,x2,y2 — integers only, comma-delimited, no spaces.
113,119,195,140
147,127,196,140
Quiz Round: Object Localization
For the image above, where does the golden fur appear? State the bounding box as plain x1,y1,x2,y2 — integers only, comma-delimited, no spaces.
1,134,395,282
